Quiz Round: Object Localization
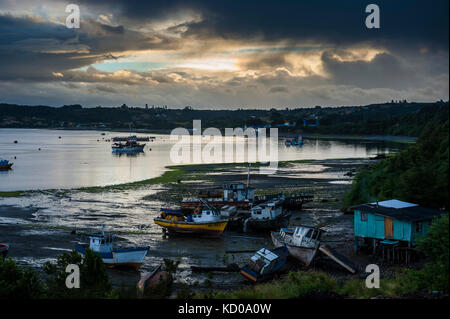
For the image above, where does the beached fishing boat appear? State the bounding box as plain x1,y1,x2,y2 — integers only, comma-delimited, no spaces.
271,226,322,266
75,226,149,269
240,246,288,282
0,243,9,260
137,264,171,297
180,183,255,210
154,205,228,238
243,197,291,232
0,159,13,170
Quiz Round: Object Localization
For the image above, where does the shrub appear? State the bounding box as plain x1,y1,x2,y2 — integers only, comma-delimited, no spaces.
43,248,114,298
0,257,45,298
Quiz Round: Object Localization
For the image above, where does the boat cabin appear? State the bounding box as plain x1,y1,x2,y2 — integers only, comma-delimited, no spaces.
352,199,447,250
87,233,113,253
250,198,283,220
249,248,280,274
281,226,322,248
223,183,255,202
191,208,222,223
220,205,237,217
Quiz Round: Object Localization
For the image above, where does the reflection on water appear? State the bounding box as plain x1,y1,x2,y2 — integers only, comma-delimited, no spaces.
0,128,403,191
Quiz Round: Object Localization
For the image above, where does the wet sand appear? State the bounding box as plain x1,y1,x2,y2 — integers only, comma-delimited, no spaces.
1,158,383,293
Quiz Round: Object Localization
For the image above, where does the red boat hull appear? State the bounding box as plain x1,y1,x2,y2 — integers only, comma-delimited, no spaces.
0,163,13,170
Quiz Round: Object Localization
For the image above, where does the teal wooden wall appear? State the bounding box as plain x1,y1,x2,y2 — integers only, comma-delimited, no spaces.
354,210,413,243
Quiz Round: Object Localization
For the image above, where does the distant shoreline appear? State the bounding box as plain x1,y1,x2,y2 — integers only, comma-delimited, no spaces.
1,127,417,143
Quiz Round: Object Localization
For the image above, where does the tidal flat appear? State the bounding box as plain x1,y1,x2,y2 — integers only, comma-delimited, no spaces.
0,158,391,294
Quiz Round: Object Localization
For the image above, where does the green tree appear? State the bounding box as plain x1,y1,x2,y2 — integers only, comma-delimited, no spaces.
0,257,45,299
43,248,114,299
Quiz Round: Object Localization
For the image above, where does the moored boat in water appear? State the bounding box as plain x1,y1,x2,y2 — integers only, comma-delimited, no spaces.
75,226,149,269
112,139,145,153
0,159,13,170
240,246,288,282
271,226,322,266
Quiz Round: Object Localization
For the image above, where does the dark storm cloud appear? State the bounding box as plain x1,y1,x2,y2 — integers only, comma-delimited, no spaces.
0,14,180,80
321,51,415,90
76,0,449,50
0,0,447,107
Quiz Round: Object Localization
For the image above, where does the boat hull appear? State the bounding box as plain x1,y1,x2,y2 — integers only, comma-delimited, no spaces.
271,231,318,266
0,243,9,260
180,200,251,210
112,145,145,153
0,163,13,170
154,218,228,238
75,245,149,269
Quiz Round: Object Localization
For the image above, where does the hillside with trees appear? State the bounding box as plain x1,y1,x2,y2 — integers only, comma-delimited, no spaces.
345,120,449,210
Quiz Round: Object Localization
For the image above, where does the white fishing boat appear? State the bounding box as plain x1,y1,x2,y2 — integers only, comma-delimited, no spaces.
75,226,149,269
271,226,322,266
242,197,290,232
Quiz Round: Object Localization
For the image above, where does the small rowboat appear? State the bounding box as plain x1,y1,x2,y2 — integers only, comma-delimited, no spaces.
137,264,171,297
0,243,9,260
0,159,13,170
240,246,288,282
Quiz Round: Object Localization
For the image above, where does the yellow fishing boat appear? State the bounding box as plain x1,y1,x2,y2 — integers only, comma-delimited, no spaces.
154,207,228,238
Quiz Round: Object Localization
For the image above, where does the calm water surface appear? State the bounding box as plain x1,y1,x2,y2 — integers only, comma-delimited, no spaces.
0,128,402,191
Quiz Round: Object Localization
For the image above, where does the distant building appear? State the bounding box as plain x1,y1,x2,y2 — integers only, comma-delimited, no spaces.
302,118,319,127
223,183,255,202
352,199,447,260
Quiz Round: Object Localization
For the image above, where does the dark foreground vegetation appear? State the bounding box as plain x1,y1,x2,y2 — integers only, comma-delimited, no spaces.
0,249,176,299
1,101,448,137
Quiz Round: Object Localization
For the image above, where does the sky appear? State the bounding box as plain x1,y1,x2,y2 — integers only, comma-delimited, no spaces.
0,0,448,109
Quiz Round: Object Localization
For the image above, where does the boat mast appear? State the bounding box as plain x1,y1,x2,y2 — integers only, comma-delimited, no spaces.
247,163,251,188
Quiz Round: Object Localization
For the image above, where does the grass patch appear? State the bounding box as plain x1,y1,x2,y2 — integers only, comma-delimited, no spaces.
77,166,188,192
205,271,337,299
0,191,24,197
201,267,442,299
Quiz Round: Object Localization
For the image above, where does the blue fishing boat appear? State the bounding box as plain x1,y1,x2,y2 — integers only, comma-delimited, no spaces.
240,246,288,282
0,159,13,170
75,226,149,269
0,243,9,260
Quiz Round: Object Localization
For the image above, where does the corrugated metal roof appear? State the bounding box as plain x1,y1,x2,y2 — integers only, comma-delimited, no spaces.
370,199,418,209
352,201,447,222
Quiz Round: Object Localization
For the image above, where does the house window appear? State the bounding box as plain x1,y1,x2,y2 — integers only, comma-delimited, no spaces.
416,222,423,233
361,212,368,221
